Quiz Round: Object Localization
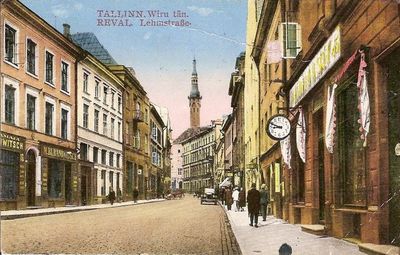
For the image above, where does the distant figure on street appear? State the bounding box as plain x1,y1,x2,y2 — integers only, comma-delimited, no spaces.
117,188,122,203
108,187,116,205
133,188,139,203
239,187,245,211
260,184,269,221
247,183,260,227
279,243,292,255
232,187,240,212
220,187,226,205
225,186,233,210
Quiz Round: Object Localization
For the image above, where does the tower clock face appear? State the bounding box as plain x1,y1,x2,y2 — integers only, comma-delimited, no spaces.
266,114,291,140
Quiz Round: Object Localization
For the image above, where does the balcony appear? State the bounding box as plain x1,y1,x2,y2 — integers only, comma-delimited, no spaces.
133,110,144,122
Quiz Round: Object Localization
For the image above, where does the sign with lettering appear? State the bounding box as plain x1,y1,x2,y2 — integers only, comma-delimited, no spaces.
274,163,281,193
290,26,341,107
395,143,400,156
41,145,77,161
0,132,25,152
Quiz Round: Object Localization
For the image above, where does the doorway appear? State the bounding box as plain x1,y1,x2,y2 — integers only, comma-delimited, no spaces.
387,47,400,246
315,109,325,221
65,163,72,205
26,150,36,206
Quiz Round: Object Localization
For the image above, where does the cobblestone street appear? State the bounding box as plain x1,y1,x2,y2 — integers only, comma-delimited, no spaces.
1,197,241,254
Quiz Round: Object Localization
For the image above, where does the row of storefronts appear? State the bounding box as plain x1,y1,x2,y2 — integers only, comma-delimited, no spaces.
0,0,171,210
244,0,400,247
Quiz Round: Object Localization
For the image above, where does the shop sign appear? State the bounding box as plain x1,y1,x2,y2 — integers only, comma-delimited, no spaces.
138,169,142,175
0,132,25,152
41,145,77,161
395,143,400,156
290,26,341,107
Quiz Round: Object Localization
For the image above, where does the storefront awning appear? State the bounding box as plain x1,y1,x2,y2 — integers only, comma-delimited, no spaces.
219,177,231,188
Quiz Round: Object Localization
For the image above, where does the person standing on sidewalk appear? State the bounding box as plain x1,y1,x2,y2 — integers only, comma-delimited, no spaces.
232,187,240,212
247,183,260,227
133,188,139,203
225,186,233,210
108,187,116,205
260,184,269,221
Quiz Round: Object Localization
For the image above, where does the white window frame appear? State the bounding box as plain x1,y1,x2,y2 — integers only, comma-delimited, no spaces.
2,76,20,126
103,113,108,136
83,103,89,129
25,36,39,78
103,84,109,105
60,103,71,140
44,49,56,87
280,22,302,59
44,96,56,136
111,117,115,139
94,78,100,99
25,86,40,131
60,59,71,94
4,20,19,69
83,71,89,93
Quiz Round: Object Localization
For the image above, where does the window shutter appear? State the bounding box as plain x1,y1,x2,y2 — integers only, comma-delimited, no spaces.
281,22,301,59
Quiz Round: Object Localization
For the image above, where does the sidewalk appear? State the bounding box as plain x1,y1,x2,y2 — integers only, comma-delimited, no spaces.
0,199,165,220
221,204,366,255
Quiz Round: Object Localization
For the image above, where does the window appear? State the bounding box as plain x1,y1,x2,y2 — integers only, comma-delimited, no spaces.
26,39,36,75
118,96,122,112
5,85,15,124
26,94,36,130
94,109,99,132
80,143,88,161
83,104,89,128
103,86,108,104
111,118,115,139
45,102,54,135
134,130,141,149
83,73,88,93
111,91,115,108
0,150,18,199
93,147,98,163
95,80,100,98
61,61,69,92
144,109,148,123
103,114,108,136
281,23,301,58
5,24,17,65
109,171,114,188
61,108,68,139
109,152,114,167
118,122,121,142
338,84,366,206
48,159,64,198
116,154,120,168
45,51,54,84
101,149,107,165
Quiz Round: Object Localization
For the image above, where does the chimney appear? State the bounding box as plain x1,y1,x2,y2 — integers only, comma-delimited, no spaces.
63,23,71,38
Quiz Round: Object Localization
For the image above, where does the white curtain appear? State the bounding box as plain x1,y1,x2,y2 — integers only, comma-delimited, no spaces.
357,50,370,147
296,107,306,163
325,84,337,153
280,135,291,169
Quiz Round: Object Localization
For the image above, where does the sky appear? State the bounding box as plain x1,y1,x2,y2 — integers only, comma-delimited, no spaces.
22,0,247,138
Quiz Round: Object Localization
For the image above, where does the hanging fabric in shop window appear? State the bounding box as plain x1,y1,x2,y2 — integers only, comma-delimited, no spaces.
296,107,306,163
325,84,337,153
280,135,291,169
357,50,370,147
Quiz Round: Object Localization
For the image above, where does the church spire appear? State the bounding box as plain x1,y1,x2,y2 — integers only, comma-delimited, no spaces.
188,58,201,128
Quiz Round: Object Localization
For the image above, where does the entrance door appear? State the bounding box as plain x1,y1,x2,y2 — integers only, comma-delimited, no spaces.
387,47,400,246
315,109,325,221
26,150,36,206
80,167,87,205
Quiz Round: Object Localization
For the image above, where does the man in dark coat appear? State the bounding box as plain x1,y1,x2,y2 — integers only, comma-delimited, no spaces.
133,188,139,203
247,183,261,227
108,187,116,205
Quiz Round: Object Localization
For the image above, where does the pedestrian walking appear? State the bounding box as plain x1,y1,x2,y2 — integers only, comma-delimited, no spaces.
279,243,292,255
260,183,269,221
232,187,240,212
225,186,233,211
117,188,122,203
220,187,226,205
133,188,139,203
108,187,116,205
247,183,260,227
239,187,245,211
